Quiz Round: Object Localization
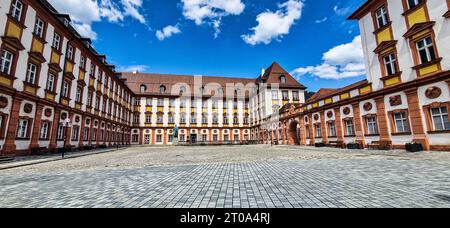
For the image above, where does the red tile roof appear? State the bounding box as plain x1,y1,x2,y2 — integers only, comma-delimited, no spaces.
305,80,369,103
257,62,307,89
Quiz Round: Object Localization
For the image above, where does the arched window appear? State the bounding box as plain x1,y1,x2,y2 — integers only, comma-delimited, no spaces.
160,85,166,94
140,84,147,93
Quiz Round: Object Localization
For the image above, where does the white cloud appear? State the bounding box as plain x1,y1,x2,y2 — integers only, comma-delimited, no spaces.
48,0,146,40
181,0,245,36
315,17,327,24
118,65,150,72
241,0,304,45
156,25,182,41
333,5,352,17
291,36,366,79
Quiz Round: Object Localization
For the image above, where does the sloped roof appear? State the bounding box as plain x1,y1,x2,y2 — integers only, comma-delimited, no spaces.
122,72,256,98
257,62,307,89
305,80,369,103
306,89,338,103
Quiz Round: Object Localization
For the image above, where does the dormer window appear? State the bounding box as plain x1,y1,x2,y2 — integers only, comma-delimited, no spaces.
375,6,389,28
140,84,147,93
160,85,166,94
63,18,70,27
180,86,186,95
280,75,286,84
201,86,205,94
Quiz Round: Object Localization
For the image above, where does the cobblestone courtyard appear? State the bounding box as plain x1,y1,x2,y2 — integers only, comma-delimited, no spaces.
1,145,450,208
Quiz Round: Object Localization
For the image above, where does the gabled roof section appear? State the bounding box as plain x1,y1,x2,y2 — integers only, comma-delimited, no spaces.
305,80,369,104
260,62,306,89
306,89,337,103
348,0,376,20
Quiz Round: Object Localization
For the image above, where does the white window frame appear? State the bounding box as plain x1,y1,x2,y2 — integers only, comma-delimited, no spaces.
17,119,28,138
62,80,69,97
46,73,55,91
40,122,49,139
375,6,388,28
393,112,410,133
26,63,38,84
11,0,23,21
431,107,450,131
416,37,436,64
52,33,61,50
366,117,379,135
0,50,13,75
34,17,45,38
384,53,397,76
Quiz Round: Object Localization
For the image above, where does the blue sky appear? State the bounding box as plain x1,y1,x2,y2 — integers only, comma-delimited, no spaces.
50,0,367,92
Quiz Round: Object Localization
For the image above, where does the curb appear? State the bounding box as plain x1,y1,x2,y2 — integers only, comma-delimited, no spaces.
0,147,128,171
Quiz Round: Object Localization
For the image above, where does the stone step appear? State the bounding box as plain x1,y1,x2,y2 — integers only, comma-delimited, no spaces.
0,156,15,163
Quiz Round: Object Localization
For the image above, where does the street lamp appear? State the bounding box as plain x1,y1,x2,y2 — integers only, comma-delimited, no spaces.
62,118,72,159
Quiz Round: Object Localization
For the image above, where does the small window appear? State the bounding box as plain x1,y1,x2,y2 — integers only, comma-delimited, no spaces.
383,53,398,76
213,114,219,124
272,90,279,100
280,75,286,84
180,113,186,124
80,56,86,69
146,115,152,123
202,114,207,124
160,85,166,94
315,124,322,138
34,17,45,38
282,91,289,100
292,91,299,101
407,0,423,10
157,114,163,124
346,119,355,136
191,113,197,124
180,86,186,95
52,33,61,50
62,80,70,97
39,122,50,139
328,122,336,137
431,107,450,131
168,114,174,123
366,117,379,135
393,112,410,133
157,98,164,107
17,118,29,139
375,6,389,28
0,50,14,75
140,84,147,93
75,87,82,103
26,63,38,84
416,37,437,64
10,0,23,22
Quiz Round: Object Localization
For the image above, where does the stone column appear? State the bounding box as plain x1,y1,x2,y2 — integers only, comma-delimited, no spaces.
351,102,366,148
334,107,344,146
405,88,430,150
30,103,44,150
320,111,328,144
375,96,392,149
299,116,307,146
308,114,315,146
3,97,23,153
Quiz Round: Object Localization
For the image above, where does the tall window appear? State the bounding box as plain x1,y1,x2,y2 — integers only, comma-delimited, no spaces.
366,117,379,135
75,87,82,103
40,122,49,139
169,98,175,107
26,63,38,85
134,98,141,106
383,53,398,76
168,114,174,123
1,50,14,75
223,115,229,125
416,37,436,64
393,112,410,133
272,90,279,100
202,114,207,124
282,91,289,100
306,126,310,139
146,115,152,123
62,80,69,97
191,113,197,124
233,114,239,124
180,113,186,124
80,56,86,69
52,33,61,50
66,45,74,61
292,91,299,101
71,126,79,141
345,119,355,136
46,73,55,91
431,107,450,131
157,98,164,106
157,114,163,124
407,0,423,9
83,128,89,141
10,0,23,21
146,98,152,106
17,119,29,139
57,124,64,140
233,101,238,109
375,6,389,28
213,113,218,124
87,92,92,107
223,100,228,109
328,122,336,137
315,124,322,138
34,17,45,38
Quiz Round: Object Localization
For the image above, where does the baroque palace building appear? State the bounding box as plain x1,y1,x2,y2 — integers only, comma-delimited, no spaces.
0,0,449,156
271,0,450,151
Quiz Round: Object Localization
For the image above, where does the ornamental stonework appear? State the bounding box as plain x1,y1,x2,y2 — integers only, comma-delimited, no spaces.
343,107,351,115
389,95,402,107
0,96,8,109
327,111,333,118
24,104,33,114
363,102,373,112
44,108,52,117
425,87,442,99
314,114,319,121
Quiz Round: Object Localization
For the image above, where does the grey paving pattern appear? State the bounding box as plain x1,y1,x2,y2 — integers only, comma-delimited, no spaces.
1,158,450,208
